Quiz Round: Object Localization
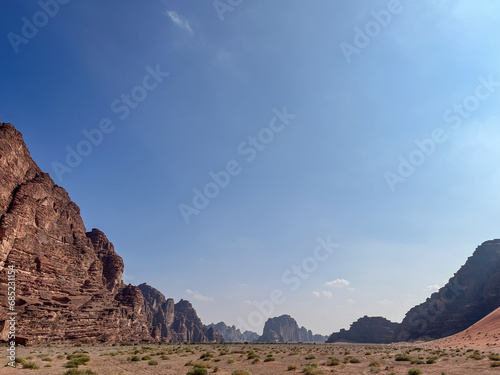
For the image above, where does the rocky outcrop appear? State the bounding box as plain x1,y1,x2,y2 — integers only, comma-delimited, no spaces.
326,316,398,343
256,315,327,343
209,322,259,342
0,123,152,343
138,283,224,343
0,122,221,344
298,326,328,342
395,239,500,341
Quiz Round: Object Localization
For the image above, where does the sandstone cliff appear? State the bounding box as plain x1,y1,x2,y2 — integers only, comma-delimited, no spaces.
208,321,258,342
0,122,223,344
138,283,224,343
256,315,327,343
0,123,151,343
395,239,500,341
326,316,398,343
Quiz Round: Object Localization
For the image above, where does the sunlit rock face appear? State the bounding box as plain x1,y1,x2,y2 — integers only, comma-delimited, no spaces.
0,122,152,343
138,283,224,343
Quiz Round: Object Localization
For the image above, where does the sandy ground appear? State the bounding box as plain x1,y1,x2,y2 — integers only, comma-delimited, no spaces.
426,307,500,350
2,341,500,375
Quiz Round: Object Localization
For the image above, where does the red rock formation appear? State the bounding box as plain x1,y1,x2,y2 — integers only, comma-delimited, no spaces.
0,122,152,343
0,122,233,344
138,283,224,343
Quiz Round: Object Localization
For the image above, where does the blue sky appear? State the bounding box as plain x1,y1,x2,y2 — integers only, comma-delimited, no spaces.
2,0,500,336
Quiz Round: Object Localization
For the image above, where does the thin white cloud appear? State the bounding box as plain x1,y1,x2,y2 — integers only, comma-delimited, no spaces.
424,284,440,293
312,290,333,298
324,279,351,288
186,289,213,302
164,10,193,34
242,300,252,305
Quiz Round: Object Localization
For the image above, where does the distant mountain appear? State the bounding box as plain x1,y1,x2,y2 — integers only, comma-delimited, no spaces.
139,283,224,343
255,315,328,343
395,239,500,341
208,322,258,342
326,316,398,343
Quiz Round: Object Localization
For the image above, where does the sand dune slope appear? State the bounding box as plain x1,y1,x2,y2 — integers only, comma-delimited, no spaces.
429,307,500,349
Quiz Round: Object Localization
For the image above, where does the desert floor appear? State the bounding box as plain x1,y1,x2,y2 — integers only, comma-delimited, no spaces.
2,342,500,375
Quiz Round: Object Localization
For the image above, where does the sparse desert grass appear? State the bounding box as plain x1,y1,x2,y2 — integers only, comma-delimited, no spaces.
232,371,250,375
187,367,208,375
62,370,98,375
3,342,500,374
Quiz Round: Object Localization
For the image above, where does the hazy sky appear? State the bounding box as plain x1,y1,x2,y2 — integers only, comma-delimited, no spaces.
2,0,500,336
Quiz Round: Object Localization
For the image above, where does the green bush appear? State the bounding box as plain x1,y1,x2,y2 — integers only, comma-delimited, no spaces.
426,356,438,364
148,360,158,365
395,354,411,361
326,356,340,366
190,361,212,368
14,357,27,366
303,364,325,375
22,361,40,369
65,353,91,368
64,356,90,369
408,369,422,375
187,368,208,375
232,370,250,375
469,351,484,360
62,370,98,375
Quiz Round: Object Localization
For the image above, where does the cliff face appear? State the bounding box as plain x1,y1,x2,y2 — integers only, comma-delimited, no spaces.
0,122,222,344
0,123,152,343
209,322,259,342
138,283,224,343
395,239,500,341
256,315,327,343
326,316,398,344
